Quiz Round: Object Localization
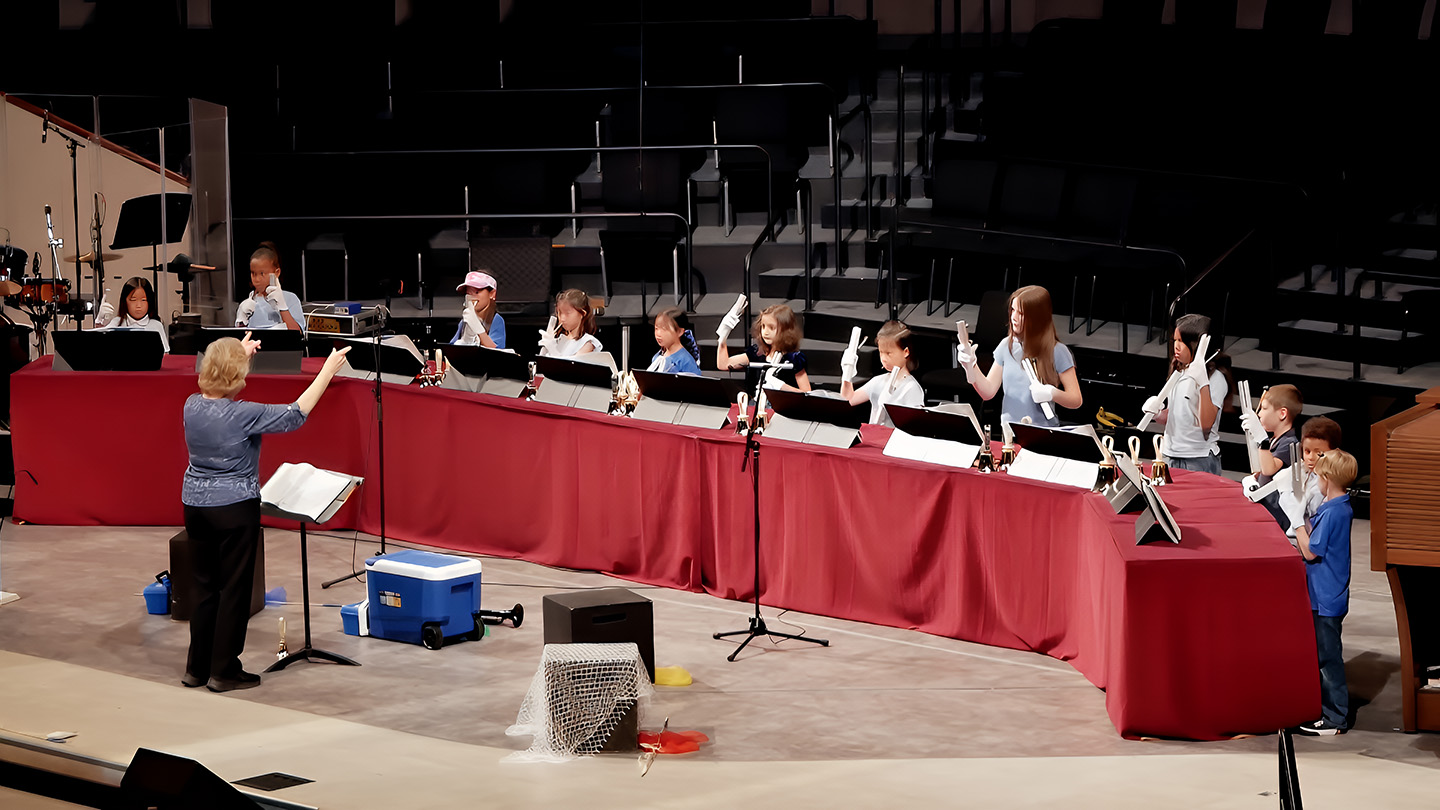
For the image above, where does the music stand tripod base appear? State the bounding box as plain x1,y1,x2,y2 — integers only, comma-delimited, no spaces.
713,370,829,662
264,522,360,673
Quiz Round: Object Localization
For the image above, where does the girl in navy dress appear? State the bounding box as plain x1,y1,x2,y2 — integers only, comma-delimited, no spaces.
716,303,809,392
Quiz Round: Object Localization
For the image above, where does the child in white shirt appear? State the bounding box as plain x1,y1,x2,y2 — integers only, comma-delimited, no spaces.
94,276,169,352
840,320,925,428
538,288,603,357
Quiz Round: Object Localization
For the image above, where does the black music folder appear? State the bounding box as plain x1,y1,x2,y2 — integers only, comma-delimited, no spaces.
533,354,616,413
194,327,304,375
441,344,531,397
53,329,165,371
631,370,739,429
334,336,426,385
763,389,865,449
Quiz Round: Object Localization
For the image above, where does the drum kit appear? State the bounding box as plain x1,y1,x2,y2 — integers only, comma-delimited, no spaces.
0,209,106,354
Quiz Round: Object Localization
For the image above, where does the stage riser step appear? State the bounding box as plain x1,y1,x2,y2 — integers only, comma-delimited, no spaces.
1262,328,1434,372
1275,290,1427,332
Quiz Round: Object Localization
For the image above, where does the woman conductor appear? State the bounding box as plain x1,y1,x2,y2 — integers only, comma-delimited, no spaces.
180,333,350,692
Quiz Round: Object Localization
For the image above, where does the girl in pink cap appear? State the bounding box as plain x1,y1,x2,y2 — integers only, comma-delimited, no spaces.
451,270,505,349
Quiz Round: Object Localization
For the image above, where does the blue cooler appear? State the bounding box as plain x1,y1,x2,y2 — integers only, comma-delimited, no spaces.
365,549,482,649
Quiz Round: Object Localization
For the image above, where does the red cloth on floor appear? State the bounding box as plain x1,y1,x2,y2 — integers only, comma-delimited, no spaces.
10,357,1318,739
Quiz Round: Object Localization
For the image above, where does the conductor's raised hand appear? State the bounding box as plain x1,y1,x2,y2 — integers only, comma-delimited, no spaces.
323,345,352,375
240,331,262,357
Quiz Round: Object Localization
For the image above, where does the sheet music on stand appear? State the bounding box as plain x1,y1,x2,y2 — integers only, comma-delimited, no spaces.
763,389,866,449
882,403,987,469
260,463,363,524
1006,422,1107,488
630,369,739,429
440,344,530,397
336,335,426,385
533,353,617,412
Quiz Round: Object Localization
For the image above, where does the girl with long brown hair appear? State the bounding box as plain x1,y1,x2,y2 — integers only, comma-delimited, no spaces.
956,285,1082,427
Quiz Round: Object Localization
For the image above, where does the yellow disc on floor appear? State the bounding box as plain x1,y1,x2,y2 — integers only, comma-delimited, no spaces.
655,665,692,686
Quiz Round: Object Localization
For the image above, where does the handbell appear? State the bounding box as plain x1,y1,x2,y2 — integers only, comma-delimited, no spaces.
1000,442,1016,469
1150,435,1171,485
1094,460,1117,493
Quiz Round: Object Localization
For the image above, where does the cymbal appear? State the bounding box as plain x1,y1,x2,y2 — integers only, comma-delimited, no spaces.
61,251,123,264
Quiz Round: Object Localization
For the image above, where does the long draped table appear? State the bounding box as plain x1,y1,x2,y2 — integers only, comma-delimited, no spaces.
10,355,1319,739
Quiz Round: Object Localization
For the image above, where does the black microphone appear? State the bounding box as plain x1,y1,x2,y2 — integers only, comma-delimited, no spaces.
41,109,49,144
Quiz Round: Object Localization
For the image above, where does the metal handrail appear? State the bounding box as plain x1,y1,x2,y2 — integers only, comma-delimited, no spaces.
231,211,696,311
262,143,773,247
896,220,1189,271
1165,227,1256,328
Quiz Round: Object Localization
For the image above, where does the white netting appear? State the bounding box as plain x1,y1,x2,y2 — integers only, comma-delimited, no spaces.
504,642,653,763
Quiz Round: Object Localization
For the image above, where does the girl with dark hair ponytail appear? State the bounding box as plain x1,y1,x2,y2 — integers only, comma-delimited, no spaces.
648,307,702,375
1141,313,1231,476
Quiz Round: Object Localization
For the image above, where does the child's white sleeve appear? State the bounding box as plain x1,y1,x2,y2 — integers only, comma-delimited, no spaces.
853,375,876,403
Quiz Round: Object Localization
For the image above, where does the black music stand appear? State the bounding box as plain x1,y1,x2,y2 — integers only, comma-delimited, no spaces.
1008,422,1108,463
109,193,192,294
886,403,986,445
441,344,531,396
335,335,425,384
533,354,616,412
261,465,363,672
714,366,829,661
52,329,165,371
763,389,867,448
631,369,740,428
195,327,304,374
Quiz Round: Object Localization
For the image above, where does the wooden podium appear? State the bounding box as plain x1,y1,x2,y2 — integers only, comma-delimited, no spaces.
1371,387,1440,733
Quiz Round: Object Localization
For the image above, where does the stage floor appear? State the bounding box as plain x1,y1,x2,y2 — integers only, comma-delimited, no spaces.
1,519,1438,808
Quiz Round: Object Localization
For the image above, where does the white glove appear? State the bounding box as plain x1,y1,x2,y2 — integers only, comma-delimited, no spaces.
538,316,559,355
762,366,782,390
1240,412,1265,446
461,303,485,340
840,346,858,384
957,342,977,368
96,301,115,325
236,295,257,325
717,311,741,341
1240,474,1268,503
1183,358,1209,389
265,281,288,312
1142,395,1164,417
1029,381,1056,404
1280,491,1306,532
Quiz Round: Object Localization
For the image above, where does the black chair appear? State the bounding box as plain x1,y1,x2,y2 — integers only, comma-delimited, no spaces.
921,289,1010,433
597,150,704,313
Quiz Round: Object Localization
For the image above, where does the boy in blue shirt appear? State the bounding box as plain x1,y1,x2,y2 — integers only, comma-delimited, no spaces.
1293,448,1357,735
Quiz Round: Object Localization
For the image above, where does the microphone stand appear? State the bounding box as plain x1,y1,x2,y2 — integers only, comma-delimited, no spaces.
41,117,86,331
322,305,389,588
713,363,829,661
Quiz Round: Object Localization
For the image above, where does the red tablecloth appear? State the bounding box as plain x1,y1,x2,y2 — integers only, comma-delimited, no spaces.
10,356,1319,739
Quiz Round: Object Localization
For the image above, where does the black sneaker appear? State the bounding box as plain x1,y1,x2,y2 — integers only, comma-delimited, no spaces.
1294,719,1344,736
206,671,262,693
181,672,208,688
